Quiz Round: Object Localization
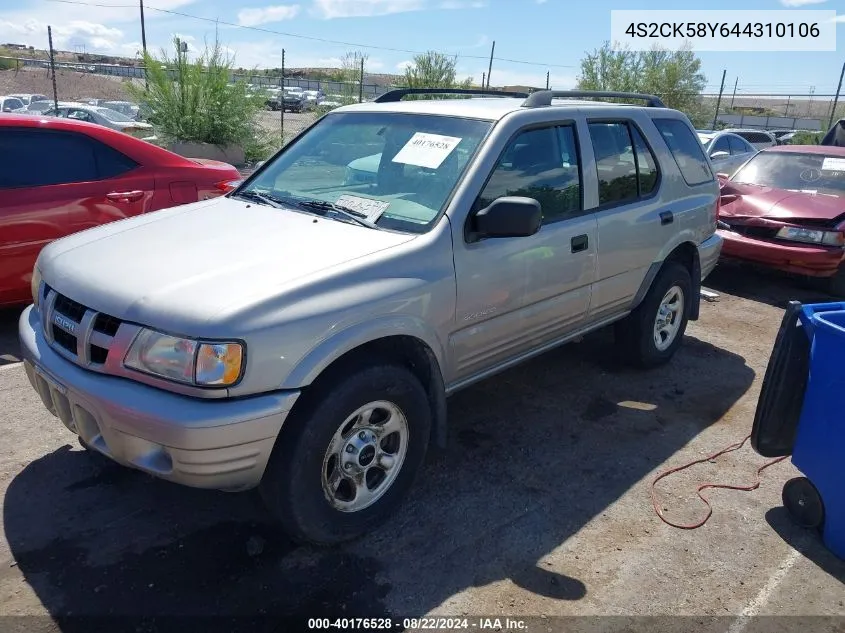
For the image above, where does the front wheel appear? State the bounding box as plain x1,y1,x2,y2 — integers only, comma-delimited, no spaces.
615,261,692,368
259,364,431,545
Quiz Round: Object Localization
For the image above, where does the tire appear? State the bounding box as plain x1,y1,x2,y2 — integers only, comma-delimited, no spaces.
615,261,692,368
809,266,845,298
782,476,825,529
259,363,431,545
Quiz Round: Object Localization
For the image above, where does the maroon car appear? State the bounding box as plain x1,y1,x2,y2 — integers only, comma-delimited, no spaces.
717,145,845,294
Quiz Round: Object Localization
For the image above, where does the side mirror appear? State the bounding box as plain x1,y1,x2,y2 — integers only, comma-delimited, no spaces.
469,196,542,242
716,172,730,180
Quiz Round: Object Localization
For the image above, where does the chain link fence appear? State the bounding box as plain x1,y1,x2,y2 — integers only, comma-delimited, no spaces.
3,54,843,160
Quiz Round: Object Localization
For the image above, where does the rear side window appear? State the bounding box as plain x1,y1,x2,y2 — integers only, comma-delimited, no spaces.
588,120,660,206
0,129,138,189
653,118,713,186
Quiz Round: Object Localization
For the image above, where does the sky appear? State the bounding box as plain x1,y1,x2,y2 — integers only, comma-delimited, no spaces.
1,0,845,96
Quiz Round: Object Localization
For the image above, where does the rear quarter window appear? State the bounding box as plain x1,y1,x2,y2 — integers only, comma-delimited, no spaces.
653,118,714,186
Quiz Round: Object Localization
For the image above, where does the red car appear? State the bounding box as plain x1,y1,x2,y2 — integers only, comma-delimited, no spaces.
0,114,242,306
716,145,845,295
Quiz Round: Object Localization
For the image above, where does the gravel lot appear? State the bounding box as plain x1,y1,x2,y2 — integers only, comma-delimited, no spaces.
0,264,843,631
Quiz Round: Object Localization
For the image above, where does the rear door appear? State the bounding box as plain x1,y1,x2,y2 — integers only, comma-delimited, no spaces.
585,118,665,318
0,128,154,304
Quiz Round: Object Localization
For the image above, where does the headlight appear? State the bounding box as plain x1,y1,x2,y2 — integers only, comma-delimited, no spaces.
124,329,243,387
776,226,844,246
31,266,42,309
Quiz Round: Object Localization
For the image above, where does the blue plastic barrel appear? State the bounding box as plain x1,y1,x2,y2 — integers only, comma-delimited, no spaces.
793,303,845,559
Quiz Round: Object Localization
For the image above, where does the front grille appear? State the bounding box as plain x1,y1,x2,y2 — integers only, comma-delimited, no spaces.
724,224,779,240
54,294,86,322
52,327,77,354
42,285,124,368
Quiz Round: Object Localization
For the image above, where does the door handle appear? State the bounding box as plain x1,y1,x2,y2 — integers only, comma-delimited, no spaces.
660,211,674,225
571,234,589,253
106,190,144,203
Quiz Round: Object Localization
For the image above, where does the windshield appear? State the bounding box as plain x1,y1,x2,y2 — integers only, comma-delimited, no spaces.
96,107,133,122
733,152,845,197
239,111,493,233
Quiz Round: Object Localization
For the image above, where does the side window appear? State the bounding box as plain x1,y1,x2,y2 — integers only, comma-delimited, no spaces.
91,139,138,179
477,125,582,223
631,126,658,195
710,136,730,156
729,135,752,155
589,122,637,205
0,130,98,189
653,118,714,186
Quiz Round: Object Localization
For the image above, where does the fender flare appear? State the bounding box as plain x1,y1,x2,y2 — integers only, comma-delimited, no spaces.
631,243,702,321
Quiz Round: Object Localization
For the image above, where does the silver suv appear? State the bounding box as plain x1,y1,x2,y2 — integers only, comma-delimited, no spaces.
20,89,722,544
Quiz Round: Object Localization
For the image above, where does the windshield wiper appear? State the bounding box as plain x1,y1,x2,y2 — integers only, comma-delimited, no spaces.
293,199,381,230
232,190,286,208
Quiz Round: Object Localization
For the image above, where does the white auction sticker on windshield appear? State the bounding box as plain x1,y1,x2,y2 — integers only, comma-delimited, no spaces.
821,157,845,172
392,132,462,169
336,195,390,222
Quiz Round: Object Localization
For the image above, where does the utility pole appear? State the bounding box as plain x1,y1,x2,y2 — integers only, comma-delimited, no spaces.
359,54,364,103
280,49,285,144
729,77,738,109
829,60,845,129
711,69,727,130
139,0,147,57
485,40,495,89
139,0,148,87
481,72,485,90
47,26,58,112
546,71,550,90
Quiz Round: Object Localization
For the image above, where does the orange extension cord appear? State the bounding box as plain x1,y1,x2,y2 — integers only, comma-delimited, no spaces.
651,434,790,529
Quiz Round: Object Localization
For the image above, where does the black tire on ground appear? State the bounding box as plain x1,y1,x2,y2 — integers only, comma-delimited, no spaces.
808,266,845,298
782,476,825,529
615,260,692,368
259,363,431,545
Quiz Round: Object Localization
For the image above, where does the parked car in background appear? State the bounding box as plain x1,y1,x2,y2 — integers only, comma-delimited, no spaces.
43,103,156,142
769,129,798,144
9,94,49,107
302,90,325,106
0,113,241,306
17,89,722,545
698,130,758,176
12,100,56,114
723,128,778,150
717,145,845,294
279,90,308,113
101,100,141,121
0,96,25,113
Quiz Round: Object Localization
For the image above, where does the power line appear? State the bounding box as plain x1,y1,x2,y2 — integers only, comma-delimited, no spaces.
44,0,577,68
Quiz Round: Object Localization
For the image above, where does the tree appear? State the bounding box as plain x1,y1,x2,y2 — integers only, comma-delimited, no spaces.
128,36,271,161
577,42,706,116
404,50,473,93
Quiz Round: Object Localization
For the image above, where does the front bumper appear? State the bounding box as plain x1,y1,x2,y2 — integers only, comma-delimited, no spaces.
19,305,300,491
717,229,845,277
698,232,723,281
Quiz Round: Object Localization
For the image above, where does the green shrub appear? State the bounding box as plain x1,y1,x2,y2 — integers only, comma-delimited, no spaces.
790,131,824,145
128,37,265,152
0,58,16,71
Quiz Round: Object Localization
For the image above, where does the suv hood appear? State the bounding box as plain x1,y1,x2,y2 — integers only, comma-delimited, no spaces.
720,183,845,222
39,197,416,333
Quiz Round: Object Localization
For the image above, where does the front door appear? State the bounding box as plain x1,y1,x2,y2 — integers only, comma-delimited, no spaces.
450,123,597,381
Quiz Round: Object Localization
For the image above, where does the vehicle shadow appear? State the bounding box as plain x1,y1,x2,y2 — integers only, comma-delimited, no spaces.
0,306,24,365
765,507,845,584
3,329,756,629
706,262,837,309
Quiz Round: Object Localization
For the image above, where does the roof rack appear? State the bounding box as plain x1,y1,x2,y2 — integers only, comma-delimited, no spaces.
374,88,531,103
521,90,666,109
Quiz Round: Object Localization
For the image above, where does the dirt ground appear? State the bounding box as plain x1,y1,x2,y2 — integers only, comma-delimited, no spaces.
0,263,842,632
0,67,132,103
